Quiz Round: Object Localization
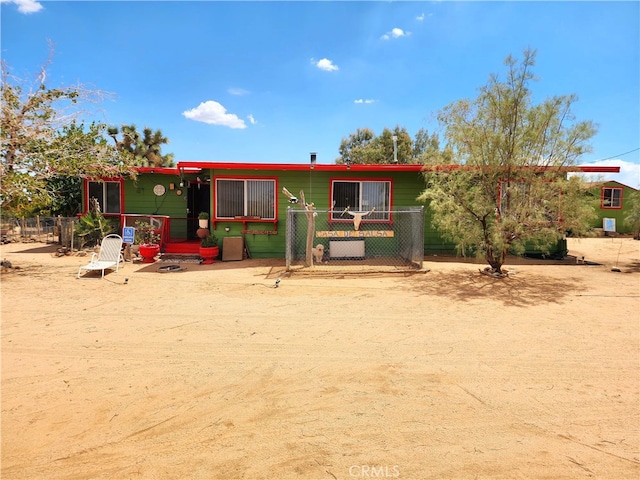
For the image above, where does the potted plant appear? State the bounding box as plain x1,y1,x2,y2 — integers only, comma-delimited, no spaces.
199,233,219,264
135,221,161,263
198,212,210,229
196,212,210,239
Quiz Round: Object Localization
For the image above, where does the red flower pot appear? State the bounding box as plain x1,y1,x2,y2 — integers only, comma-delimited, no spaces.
199,246,219,264
139,243,160,263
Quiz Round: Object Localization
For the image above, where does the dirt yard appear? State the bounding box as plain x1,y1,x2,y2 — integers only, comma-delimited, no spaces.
1,237,639,480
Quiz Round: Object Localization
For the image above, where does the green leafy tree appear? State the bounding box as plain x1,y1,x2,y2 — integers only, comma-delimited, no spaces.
1,53,137,217
336,127,379,164
413,128,451,163
624,190,640,239
375,126,415,164
108,124,175,167
44,176,82,217
337,126,425,164
418,49,597,275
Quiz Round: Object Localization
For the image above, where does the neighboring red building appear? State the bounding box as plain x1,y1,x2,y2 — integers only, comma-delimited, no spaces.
586,180,639,234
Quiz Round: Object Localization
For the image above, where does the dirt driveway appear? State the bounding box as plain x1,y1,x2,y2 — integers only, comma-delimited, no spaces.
1,237,639,479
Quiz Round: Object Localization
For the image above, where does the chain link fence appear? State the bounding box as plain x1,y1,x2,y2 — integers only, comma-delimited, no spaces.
285,207,424,273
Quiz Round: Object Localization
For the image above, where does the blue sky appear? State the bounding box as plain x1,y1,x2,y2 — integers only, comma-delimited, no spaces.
2,0,639,187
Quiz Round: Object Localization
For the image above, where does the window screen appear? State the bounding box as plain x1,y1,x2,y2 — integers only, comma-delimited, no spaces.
216,178,276,219
331,180,390,221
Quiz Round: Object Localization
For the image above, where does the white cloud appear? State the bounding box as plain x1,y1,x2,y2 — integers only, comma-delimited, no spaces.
247,114,257,125
228,87,249,96
1,0,43,13
182,101,246,129
416,13,425,21
381,28,411,40
570,159,640,189
313,58,339,72
354,99,376,104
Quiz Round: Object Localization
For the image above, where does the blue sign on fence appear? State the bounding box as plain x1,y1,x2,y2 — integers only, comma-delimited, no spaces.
122,226,135,243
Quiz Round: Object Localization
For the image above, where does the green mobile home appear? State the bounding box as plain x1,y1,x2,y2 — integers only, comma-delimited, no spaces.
82,161,620,259
83,162,455,258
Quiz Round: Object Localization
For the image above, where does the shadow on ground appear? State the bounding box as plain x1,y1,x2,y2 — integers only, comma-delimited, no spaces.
134,257,282,274
407,269,586,307
3,243,61,255
621,261,640,273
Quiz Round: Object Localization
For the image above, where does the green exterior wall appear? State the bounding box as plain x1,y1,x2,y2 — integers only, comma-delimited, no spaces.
124,175,189,219
122,174,195,239
92,167,572,259
200,167,455,258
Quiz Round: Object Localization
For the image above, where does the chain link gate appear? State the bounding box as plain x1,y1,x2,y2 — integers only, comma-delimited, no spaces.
285,207,424,273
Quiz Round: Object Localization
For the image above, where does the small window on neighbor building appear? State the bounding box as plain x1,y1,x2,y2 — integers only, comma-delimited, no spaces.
602,187,622,209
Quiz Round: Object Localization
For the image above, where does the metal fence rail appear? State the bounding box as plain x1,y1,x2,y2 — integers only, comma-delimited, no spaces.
0,216,76,245
285,207,424,273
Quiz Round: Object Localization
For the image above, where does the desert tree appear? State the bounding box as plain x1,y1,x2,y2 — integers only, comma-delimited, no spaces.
378,126,415,164
1,51,136,217
43,175,82,217
336,127,379,164
413,127,451,163
108,124,175,167
336,126,421,164
624,189,640,239
418,49,597,275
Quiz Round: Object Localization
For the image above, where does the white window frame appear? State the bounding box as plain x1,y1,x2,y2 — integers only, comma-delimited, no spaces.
215,177,277,220
330,179,391,222
601,187,622,209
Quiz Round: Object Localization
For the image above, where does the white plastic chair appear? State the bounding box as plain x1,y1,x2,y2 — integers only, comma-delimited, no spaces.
77,234,124,279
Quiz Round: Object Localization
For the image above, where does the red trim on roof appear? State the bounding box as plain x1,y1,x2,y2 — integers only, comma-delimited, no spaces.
176,161,425,172
421,165,622,173
573,166,620,173
133,162,621,175
136,166,202,175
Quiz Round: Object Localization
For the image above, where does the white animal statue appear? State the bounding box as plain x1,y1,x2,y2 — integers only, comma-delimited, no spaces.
345,207,375,231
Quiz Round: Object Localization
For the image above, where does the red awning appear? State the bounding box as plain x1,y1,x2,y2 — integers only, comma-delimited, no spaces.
163,161,620,174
